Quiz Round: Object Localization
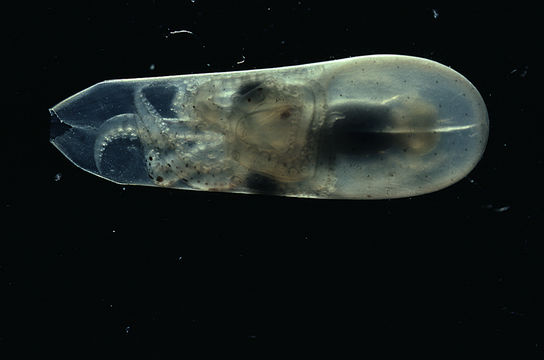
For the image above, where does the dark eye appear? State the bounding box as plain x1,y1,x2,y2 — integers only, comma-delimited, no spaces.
237,82,266,104
238,82,262,96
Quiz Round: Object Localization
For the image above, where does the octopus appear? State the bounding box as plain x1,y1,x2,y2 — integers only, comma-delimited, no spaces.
49,55,489,199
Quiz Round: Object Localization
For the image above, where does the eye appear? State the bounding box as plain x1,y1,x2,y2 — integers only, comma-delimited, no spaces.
237,82,262,96
236,82,266,104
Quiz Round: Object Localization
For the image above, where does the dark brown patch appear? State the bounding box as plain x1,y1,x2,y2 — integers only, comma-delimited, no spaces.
280,110,291,119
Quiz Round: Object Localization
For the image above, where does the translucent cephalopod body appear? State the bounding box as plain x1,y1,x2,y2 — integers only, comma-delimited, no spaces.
50,55,488,199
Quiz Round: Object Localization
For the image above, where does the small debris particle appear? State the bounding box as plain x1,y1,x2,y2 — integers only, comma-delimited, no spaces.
494,206,511,213
169,29,194,36
54,173,62,182
149,64,155,71
236,55,246,64
432,9,439,19
124,326,131,334
510,65,528,77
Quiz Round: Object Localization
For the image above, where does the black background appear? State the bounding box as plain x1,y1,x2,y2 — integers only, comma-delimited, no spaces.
2,1,541,358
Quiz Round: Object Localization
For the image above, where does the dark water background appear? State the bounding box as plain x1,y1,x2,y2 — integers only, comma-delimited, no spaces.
3,2,540,358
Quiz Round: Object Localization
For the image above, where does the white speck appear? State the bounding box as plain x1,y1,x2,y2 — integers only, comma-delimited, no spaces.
122,187,126,191
125,326,131,334
112,229,116,233
169,29,194,36
432,9,439,19
469,179,475,184
206,63,211,67
190,0,196,3
54,173,62,182
510,65,528,77
494,206,511,213
149,64,155,71
236,55,246,64
178,256,183,262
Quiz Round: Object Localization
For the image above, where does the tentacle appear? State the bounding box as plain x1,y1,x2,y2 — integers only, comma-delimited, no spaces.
130,83,245,191
93,113,140,175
